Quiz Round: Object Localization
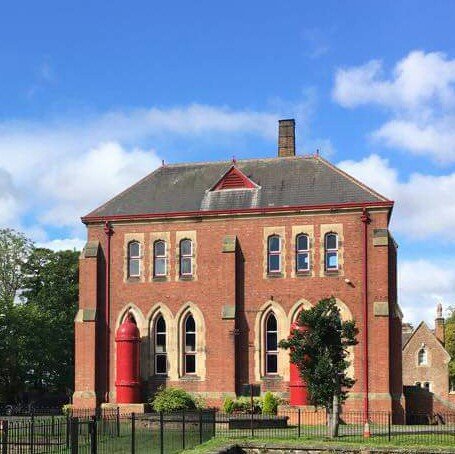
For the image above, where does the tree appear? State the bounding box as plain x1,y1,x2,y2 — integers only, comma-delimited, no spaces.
20,248,79,395
279,297,358,438
446,307,455,382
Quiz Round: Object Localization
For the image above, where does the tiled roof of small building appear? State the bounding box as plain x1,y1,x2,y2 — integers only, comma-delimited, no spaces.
83,155,390,220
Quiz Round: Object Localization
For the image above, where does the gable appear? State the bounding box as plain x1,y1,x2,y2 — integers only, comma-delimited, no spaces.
403,322,450,361
211,166,258,190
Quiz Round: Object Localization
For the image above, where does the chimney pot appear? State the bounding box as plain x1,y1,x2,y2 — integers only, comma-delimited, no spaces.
278,119,295,157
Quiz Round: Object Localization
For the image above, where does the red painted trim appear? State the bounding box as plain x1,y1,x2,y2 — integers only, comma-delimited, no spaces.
361,208,371,429
82,200,393,224
103,221,114,403
213,166,257,190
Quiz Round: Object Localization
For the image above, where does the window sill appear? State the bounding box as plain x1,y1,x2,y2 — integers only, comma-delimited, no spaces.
324,270,340,276
262,375,282,381
296,270,311,277
127,276,141,283
152,276,168,282
180,374,200,381
267,272,283,278
179,276,194,281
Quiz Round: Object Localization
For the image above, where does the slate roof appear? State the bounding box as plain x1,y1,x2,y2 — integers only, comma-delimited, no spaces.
83,156,391,220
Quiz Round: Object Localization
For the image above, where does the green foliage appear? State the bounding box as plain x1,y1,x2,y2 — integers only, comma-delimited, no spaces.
150,387,198,412
62,404,73,416
262,391,278,415
221,396,262,414
0,230,79,401
222,397,235,414
446,308,455,379
279,296,358,412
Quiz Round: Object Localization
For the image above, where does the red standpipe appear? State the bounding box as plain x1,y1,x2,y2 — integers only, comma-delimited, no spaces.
104,221,113,403
361,208,371,437
289,322,308,406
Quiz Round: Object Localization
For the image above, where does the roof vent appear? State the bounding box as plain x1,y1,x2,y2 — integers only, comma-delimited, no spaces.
212,166,257,190
278,119,295,157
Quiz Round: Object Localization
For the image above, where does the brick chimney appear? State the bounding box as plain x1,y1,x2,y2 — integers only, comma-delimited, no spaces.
278,119,295,157
435,302,445,345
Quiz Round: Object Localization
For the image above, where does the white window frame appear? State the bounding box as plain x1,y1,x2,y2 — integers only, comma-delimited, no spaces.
418,347,428,366
265,312,278,375
128,241,141,277
267,235,282,274
153,240,167,277
184,314,197,374
296,233,310,272
325,233,339,271
154,315,167,375
180,239,193,277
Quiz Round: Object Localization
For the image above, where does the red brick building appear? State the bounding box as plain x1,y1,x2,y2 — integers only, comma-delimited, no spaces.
73,120,403,416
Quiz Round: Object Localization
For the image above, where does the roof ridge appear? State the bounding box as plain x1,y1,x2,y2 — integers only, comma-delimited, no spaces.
164,155,316,168
315,155,391,203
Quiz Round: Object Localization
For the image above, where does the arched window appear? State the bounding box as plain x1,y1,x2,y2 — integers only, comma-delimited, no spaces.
418,347,428,365
325,233,339,271
296,234,310,272
423,382,431,391
128,241,141,277
184,314,196,374
154,315,167,375
265,313,278,374
415,381,421,388
153,240,167,277
268,235,281,274
180,239,193,276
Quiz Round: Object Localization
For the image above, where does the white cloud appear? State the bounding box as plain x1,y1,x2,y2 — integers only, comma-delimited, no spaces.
399,259,455,325
36,238,85,251
333,51,455,162
338,154,455,238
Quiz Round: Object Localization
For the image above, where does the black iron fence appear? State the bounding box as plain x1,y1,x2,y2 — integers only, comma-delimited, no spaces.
216,409,455,444
0,410,215,454
0,409,454,453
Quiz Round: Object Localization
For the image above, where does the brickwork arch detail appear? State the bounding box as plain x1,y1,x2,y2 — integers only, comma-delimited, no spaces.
175,302,206,380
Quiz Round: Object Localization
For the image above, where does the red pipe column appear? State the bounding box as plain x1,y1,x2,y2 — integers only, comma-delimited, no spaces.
361,209,371,437
104,221,114,403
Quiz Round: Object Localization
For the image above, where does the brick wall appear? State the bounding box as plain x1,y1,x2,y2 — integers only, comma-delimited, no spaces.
74,207,401,413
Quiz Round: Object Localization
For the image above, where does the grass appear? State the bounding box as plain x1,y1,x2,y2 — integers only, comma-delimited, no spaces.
183,436,455,453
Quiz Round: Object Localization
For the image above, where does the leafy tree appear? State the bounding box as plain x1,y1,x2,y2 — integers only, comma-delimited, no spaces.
20,248,79,395
279,297,358,438
446,307,455,381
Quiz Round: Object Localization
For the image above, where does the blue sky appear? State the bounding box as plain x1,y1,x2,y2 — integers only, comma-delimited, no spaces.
1,1,455,325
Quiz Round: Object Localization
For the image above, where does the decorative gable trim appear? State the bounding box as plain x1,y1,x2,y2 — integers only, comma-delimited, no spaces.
211,166,258,191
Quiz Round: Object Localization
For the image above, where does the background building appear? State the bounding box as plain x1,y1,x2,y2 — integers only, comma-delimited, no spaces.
73,120,403,416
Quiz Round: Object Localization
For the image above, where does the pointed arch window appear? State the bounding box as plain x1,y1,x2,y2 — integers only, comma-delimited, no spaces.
154,240,167,277
184,314,196,374
325,233,339,271
418,347,428,366
154,315,167,375
180,239,193,276
296,234,310,272
265,313,278,374
268,235,281,274
128,241,141,277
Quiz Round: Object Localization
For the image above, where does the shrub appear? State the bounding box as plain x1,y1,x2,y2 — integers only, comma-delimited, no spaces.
262,392,278,415
223,397,235,414
150,387,197,412
62,404,73,416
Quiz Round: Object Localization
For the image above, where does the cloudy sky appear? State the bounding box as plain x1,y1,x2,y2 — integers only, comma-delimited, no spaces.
1,1,454,326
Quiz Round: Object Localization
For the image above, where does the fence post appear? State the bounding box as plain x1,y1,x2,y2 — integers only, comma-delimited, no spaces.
388,412,391,441
131,413,135,454
159,412,164,454
212,409,216,438
90,416,97,454
29,411,35,454
199,410,203,444
182,409,185,450
116,407,120,437
51,415,55,437
250,408,254,438
70,417,79,454
66,415,70,448
1,420,8,454
298,409,301,438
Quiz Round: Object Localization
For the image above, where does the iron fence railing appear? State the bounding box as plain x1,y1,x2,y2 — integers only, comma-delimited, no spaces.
0,409,454,453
